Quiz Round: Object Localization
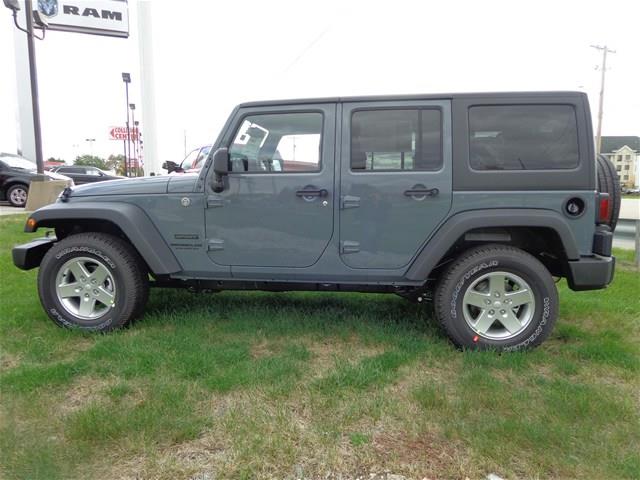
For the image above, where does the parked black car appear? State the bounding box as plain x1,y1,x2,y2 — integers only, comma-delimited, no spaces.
50,166,124,185
0,153,72,207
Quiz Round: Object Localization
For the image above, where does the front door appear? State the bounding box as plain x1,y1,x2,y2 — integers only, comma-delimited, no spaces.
205,104,336,268
339,100,452,269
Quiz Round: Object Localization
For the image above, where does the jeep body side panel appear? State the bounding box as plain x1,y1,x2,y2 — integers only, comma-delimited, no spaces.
26,202,182,275
405,208,581,281
451,92,595,191
449,191,597,255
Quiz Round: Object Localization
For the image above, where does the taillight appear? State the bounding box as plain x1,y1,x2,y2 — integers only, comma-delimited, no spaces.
597,194,610,224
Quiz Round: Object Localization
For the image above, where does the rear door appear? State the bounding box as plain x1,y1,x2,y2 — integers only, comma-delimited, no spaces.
339,100,452,269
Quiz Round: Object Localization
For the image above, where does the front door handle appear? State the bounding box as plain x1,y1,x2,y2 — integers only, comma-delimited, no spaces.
404,188,439,197
295,189,328,198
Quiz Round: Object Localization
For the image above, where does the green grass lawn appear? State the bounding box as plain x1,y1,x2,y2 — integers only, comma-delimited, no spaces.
1,214,639,479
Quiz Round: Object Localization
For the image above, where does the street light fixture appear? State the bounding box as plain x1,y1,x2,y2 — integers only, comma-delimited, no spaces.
122,72,131,177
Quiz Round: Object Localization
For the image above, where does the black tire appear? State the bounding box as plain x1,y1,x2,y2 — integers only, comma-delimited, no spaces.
7,183,29,207
38,232,149,331
596,154,621,231
434,245,558,351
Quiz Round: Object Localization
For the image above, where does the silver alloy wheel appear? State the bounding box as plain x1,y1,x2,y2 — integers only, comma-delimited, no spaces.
462,271,536,340
55,256,116,320
9,187,27,206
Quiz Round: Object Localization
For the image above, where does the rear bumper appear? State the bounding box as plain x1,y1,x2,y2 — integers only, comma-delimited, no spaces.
567,254,615,291
12,237,55,270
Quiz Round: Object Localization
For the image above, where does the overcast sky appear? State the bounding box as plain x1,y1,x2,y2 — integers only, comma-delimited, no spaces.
1,0,639,173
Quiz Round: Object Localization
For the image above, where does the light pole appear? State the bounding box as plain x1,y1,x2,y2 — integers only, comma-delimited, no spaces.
4,0,48,174
129,103,136,176
85,138,95,155
122,72,131,177
134,120,140,174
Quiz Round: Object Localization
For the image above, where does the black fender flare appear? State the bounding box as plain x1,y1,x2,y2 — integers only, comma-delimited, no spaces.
404,208,580,281
26,202,182,275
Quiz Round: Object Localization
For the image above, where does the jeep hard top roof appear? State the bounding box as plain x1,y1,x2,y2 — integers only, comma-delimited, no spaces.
238,91,586,108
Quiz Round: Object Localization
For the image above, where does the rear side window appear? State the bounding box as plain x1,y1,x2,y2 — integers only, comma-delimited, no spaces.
469,105,579,170
351,109,442,171
62,167,84,174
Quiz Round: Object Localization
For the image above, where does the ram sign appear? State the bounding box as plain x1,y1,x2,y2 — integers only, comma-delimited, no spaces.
37,0,129,38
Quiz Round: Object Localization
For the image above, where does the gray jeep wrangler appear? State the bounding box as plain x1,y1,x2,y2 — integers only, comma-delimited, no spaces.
13,92,618,351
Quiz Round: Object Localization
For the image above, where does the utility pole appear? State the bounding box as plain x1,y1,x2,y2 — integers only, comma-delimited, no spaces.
590,45,616,154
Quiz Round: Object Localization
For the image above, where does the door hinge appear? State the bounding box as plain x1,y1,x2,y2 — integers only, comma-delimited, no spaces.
340,195,360,209
207,195,224,208
207,239,225,251
340,240,360,254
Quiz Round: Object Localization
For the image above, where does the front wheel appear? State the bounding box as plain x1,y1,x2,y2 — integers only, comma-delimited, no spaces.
7,184,28,207
434,245,558,351
38,233,149,331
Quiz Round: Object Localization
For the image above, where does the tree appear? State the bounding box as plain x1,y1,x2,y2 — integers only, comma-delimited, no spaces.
74,155,108,170
46,157,65,164
106,154,126,176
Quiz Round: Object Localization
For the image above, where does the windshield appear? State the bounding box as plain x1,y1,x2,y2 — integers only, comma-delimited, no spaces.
0,155,36,170
192,146,212,170
180,149,200,170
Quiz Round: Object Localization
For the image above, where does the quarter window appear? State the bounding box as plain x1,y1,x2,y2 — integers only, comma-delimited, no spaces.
229,113,322,173
469,105,579,170
351,109,442,171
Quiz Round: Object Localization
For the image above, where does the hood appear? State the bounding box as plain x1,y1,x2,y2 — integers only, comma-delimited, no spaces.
167,173,199,193
45,170,72,182
70,176,170,197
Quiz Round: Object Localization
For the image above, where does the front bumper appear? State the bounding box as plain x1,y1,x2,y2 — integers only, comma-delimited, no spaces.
12,237,55,270
566,254,615,291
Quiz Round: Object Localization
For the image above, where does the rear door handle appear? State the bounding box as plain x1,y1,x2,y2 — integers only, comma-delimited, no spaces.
404,188,439,197
296,189,328,198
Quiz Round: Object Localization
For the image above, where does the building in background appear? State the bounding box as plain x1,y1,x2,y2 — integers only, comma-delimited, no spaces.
600,136,640,189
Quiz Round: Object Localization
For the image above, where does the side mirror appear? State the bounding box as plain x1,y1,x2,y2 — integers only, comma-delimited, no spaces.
211,147,229,193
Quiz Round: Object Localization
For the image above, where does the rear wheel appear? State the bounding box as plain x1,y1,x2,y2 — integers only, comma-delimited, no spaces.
435,245,558,351
597,154,621,231
38,232,149,331
7,184,28,207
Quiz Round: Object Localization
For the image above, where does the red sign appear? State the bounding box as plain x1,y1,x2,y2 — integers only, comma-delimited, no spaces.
109,126,139,141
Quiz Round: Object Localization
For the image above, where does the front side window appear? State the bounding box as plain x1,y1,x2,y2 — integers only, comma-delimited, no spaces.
351,109,442,171
229,112,322,173
469,105,579,170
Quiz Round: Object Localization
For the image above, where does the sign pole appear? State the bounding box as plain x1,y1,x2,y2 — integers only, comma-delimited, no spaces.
24,0,44,174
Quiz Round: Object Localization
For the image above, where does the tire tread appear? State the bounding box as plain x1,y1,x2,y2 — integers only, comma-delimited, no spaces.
434,244,558,351
38,232,149,330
